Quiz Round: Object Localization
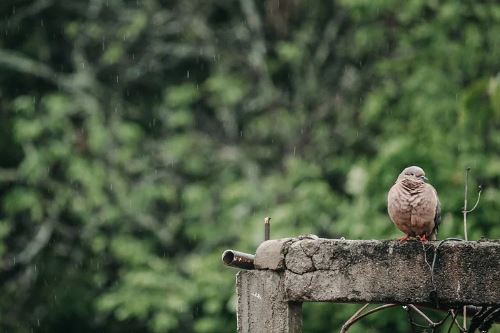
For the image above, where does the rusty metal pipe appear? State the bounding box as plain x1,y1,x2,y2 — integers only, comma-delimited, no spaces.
222,250,255,270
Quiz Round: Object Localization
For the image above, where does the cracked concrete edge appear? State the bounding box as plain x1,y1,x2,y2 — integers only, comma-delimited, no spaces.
256,238,500,273
254,238,294,270
279,238,500,306
254,236,332,271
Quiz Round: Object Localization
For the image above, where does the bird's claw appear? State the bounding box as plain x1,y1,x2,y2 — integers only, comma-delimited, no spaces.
397,235,410,243
417,234,429,243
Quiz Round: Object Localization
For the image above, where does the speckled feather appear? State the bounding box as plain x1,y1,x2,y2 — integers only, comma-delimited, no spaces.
387,166,441,240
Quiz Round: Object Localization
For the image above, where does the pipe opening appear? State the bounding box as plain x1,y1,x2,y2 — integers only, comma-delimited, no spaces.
222,250,235,265
221,249,255,269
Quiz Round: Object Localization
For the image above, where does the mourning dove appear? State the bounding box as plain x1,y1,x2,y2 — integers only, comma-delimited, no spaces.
387,166,441,242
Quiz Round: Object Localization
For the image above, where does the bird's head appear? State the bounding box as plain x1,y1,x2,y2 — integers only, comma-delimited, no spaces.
397,166,428,184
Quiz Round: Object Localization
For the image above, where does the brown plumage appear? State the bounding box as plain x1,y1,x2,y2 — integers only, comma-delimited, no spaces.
387,166,441,242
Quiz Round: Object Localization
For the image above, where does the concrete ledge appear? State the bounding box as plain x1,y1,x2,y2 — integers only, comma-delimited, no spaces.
254,238,500,307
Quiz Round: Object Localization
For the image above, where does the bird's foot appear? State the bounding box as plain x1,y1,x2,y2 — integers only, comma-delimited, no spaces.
417,234,429,243
397,235,411,243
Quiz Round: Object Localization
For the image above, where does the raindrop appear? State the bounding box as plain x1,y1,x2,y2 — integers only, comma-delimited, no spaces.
240,131,243,137
293,146,296,155
40,19,44,27
116,75,119,83
81,62,85,69
109,184,113,191
186,70,190,79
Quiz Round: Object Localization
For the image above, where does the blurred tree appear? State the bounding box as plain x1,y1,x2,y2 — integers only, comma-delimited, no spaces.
0,0,499,332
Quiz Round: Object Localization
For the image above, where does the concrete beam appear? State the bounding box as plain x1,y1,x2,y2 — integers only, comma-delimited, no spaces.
255,238,500,307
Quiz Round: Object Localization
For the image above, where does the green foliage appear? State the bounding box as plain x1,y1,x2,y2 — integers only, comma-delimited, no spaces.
0,0,499,332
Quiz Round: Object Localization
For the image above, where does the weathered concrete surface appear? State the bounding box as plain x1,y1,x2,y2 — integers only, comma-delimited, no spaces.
254,239,293,270
255,238,500,307
237,270,302,333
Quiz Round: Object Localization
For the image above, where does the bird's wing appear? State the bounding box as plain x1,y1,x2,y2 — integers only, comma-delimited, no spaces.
430,186,441,240
434,194,441,231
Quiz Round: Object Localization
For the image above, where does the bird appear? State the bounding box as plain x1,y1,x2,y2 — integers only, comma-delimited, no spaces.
387,166,441,243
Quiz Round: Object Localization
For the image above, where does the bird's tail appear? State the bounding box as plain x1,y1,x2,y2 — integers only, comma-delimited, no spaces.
429,229,437,241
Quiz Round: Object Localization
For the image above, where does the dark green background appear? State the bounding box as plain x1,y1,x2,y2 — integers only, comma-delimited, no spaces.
1,0,499,332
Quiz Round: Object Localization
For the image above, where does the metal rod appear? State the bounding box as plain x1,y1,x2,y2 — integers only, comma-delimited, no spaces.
222,250,255,270
264,216,271,241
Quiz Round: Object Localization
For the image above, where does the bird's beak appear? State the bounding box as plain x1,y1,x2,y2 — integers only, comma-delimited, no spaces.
421,176,428,182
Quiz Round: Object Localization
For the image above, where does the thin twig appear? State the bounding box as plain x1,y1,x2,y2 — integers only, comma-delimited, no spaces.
451,309,466,332
405,305,454,331
464,186,482,213
461,168,483,330
463,167,469,241
431,238,464,280
340,304,398,333
421,242,435,292
433,311,452,328
404,306,430,330
448,310,458,333
405,307,418,333
421,238,464,308
341,303,370,332
407,304,435,326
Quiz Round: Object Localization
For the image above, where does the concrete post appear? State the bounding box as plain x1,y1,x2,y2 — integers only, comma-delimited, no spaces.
236,270,302,333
